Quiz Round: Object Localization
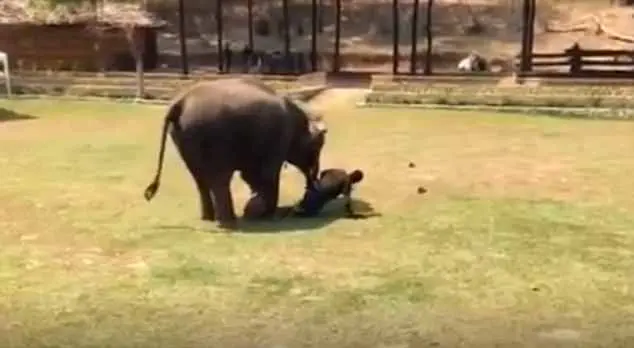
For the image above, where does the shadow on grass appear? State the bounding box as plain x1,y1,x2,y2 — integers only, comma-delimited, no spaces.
0,107,36,123
237,197,381,234
153,198,380,234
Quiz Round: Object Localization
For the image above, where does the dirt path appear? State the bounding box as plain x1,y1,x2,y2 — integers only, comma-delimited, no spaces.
308,88,369,112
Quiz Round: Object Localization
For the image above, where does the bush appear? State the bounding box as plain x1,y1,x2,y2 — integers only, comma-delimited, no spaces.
369,82,634,99
364,88,634,109
6,74,303,102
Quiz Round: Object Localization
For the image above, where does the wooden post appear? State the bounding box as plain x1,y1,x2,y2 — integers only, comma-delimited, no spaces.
216,0,224,72
423,0,433,75
566,42,582,74
333,0,341,72
410,0,420,74
311,0,318,71
283,0,291,58
247,0,254,49
519,0,531,72
526,0,536,71
392,0,400,74
318,0,324,33
177,0,188,75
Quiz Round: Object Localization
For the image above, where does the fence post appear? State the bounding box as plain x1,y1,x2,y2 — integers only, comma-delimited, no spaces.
216,0,224,73
392,0,400,74
423,0,434,75
409,0,420,74
177,0,188,76
247,0,254,50
333,0,341,72
566,42,582,75
519,0,531,72
311,0,318,71
282,0,290,59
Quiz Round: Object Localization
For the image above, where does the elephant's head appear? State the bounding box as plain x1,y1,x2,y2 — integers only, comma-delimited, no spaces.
285,100,327,189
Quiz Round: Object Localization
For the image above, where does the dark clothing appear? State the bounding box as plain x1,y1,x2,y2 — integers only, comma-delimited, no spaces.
293,169,354,217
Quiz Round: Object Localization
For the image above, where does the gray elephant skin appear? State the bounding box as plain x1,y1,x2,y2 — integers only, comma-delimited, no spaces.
143,77,327,229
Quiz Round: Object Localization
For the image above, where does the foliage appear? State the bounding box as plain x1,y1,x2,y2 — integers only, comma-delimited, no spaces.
2,0,158,26
36,0,137,5
365,82,634,111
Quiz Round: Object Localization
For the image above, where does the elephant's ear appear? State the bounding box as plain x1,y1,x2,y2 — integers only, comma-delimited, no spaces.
308,112,327,137
284,96,327,137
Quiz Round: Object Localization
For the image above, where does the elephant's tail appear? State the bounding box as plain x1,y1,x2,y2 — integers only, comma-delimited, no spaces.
143,99,183,201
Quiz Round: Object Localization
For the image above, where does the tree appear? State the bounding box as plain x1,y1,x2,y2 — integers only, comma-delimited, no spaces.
123,26,145,100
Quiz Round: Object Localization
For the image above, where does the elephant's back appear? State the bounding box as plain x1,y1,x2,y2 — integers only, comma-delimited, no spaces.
173,78,295,155
185,77,282,106
180,78,285,120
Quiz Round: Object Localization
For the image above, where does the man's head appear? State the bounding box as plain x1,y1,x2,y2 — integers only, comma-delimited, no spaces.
349,169,364,184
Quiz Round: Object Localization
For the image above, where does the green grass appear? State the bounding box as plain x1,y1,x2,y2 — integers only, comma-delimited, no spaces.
1,98,634,347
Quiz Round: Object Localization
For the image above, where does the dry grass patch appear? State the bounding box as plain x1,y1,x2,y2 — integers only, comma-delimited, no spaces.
0,98,633,347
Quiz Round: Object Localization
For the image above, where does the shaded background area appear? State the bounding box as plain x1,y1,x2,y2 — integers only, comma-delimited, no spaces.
145,0,633,71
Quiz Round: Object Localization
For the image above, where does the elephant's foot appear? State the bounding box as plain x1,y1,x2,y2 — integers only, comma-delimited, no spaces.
201,213,216,222
201,207,216,221
217,219,238,231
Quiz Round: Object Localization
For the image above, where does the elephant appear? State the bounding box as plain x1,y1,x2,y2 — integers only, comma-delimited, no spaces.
143,77,327,230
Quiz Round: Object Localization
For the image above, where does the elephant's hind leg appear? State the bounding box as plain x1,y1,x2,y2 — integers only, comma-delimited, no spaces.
208,170,238,230
177,144,216,221
193,177,215,221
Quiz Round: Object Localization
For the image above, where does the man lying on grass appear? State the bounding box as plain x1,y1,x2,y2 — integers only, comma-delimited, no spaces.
243,168,368,220
292,168,365,218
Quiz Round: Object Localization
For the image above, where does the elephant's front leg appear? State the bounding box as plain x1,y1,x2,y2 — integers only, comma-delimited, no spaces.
241,165,282,218
300,161,320,191
257,165,283,217
240,169,276,219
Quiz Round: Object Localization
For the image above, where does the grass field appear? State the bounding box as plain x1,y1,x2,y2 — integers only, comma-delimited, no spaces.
1,98,634,347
